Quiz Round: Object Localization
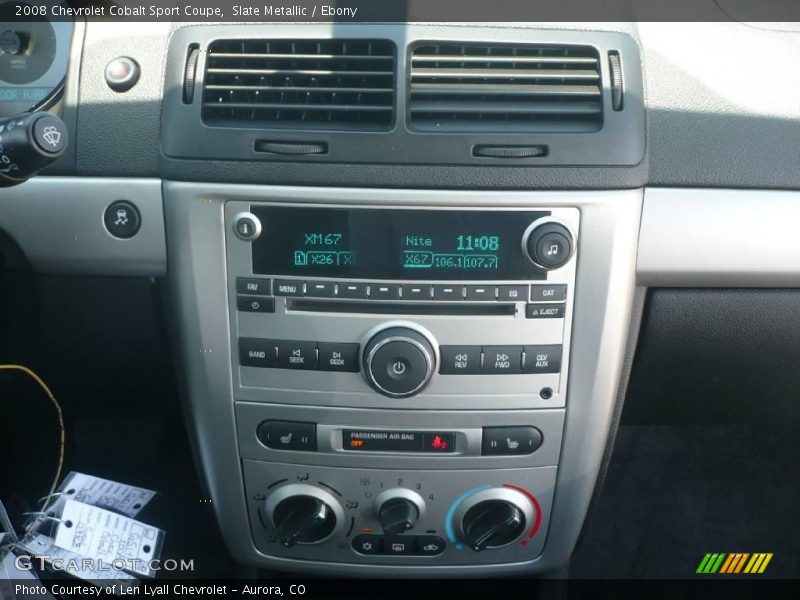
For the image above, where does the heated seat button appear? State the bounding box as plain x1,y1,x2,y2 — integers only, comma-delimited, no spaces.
439,345,481,374
481,346,523,374
352,534,383,555
236,296,275,313
257,420,316,451
482,426,543,456
239,338,278,368
523,345,562,374
277,340,317,369
317,342,359,372
414,535,446,556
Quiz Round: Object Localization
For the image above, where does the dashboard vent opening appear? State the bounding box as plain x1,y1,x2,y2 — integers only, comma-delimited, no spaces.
409,43,603,133
202,39,396,131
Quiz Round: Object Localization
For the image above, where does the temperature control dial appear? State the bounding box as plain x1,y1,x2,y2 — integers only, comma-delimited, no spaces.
264,484,345,547
454,487,536,552
522,220,575,270
363,326,436,398
375,488,427,535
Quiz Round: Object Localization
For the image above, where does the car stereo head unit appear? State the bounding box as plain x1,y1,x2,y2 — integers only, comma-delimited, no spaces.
245,206,572,280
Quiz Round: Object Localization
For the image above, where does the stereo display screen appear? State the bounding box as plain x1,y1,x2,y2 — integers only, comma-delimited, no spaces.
250,206,548,280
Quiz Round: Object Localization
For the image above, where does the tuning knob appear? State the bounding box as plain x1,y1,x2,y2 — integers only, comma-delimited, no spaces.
375,489,426,535
264,484,344,547
362,326,436,398
454,487,534,552
522,220,575,270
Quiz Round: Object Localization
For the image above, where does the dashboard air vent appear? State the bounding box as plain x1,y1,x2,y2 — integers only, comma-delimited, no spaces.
409,43,603,133
202,39,396,130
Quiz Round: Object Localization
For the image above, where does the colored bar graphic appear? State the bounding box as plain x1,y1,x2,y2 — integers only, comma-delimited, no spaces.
698,552,773,574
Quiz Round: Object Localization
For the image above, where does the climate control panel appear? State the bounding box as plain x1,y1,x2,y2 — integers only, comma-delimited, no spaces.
243,461,556,567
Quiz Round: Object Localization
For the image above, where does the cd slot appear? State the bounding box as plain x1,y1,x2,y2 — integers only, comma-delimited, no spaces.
287,299,516,316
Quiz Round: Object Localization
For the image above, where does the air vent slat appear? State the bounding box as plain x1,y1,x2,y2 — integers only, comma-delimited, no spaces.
202,39,396,130
409,43,603,133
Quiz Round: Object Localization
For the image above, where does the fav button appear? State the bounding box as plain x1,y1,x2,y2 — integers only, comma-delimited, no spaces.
482,426,543,456
481,345,523,374
257,420,316,451
236,277,272,296
277,340,317,369
439,345,481,374
317,342,360,372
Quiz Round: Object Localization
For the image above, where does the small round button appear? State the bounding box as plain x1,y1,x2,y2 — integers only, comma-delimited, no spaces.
523,221,575,270
233,212,262,241
363,327,436,398
105,57,140,92
32,115,68,155
104,201,141,239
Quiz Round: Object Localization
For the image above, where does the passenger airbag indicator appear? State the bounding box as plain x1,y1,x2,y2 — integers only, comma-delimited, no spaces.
343,430,455,453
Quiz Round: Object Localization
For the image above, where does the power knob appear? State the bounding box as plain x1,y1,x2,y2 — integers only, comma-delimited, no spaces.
362,326,436,398
264,484,345,547
522,219,575,270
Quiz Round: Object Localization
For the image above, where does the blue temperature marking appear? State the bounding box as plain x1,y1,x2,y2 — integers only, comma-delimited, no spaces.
445,484,492,543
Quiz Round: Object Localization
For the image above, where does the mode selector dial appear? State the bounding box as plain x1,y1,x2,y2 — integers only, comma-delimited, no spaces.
454,487,536,552
375,488,427,535
522,219,575,270
264,484,345,547
363,326,436,398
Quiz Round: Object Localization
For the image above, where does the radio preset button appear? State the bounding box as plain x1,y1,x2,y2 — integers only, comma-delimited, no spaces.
496,285,529,302
236,277,272,296
239,338,278,368
439,345,481,374
317,342,359,372
277,340,317,369
274,280,305,296
530,284,567,302
338,283,369,299
236,295,275,313
401,284,432,300
482,426,543,456
257,420,317,451
482,346,523,374
523,345,562,374
306,281,336,298
465,285,494,301
369,283,402,300
525,303,566,319
432,285,464,301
